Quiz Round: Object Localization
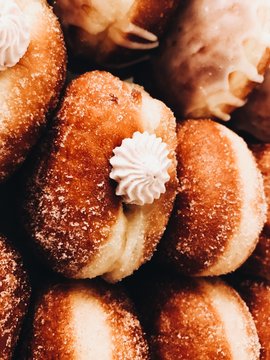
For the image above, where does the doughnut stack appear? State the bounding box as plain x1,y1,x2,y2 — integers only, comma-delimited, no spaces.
2,0,270,359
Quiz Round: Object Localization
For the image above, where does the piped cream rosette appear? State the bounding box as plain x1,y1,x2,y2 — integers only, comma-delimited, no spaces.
0,0,30,71
110,131,171,206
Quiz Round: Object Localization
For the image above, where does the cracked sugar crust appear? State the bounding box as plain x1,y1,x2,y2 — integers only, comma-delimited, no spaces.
0,0,66,181
0,235,30,360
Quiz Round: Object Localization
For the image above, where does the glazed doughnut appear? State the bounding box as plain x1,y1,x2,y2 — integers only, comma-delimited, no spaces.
139,278,260,360
153,0,270,121
242,144,270,280
0,0,66,181
0,234,30,359
22,281,149,359
232,69,270,142
158,119,266,276
52,0,179,66
22,70,178,282
239,280,270,360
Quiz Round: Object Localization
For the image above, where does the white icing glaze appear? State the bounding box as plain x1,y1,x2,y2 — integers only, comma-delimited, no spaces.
0,0,30,71
109,132,171,206
157,0,270,120
55,0,158,50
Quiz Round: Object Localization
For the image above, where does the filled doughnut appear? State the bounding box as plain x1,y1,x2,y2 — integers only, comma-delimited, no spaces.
239,280,270,360
22,281,149,359
153,0,270,121
52,0,179,66
0,234,30,360
22,70,178,282
0,0,66,181
242,144,270,280
232,69,270,142
138,277,260,360
158,119,266,276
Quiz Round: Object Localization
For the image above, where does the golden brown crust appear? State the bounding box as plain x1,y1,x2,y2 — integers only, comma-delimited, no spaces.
0,235,30,360
24,282,149,359
0,0,66,181
242,144,270,279
239,280,270,360
159,119,242,275
23,71,177,279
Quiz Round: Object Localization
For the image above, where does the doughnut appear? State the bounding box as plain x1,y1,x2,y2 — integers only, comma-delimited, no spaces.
22,281,149,359
241,144,270,280
0,0,66,182
238,280,270,360
158,119,266,276
0,234,30,359
52,0,179,66
232,69,270,142
22,70,178,282
138,277,260,360
153,0,270,121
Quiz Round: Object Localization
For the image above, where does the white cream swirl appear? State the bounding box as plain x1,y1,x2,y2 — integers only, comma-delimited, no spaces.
0,1,30,71
109,131,171,206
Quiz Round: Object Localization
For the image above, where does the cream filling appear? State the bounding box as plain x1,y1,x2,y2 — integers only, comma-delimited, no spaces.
201,280,260,360
198,125,266,276
71,291,112,360
77,88,165,282
56,0,158,49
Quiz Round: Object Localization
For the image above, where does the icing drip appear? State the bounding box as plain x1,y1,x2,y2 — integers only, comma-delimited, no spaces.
109,20,158,50
109,132,171,206
0,0,30,71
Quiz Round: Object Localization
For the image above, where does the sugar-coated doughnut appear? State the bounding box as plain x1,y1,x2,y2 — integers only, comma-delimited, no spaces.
153,0,270,121
0,0,66,181
0,234,30,359
22,281,149,359
158,120,266,276
238,280,270,360
242,144,270,280
22,70,178,282
139,278,260,360
53,0,179,66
